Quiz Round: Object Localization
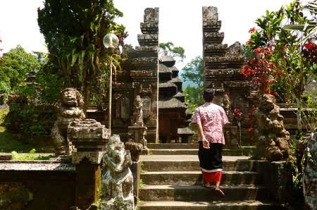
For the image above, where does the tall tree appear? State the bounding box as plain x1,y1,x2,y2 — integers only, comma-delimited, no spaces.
0,46,41,102
38,0,126,106
182,56,203,87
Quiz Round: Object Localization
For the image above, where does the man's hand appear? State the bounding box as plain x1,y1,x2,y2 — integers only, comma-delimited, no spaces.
202,137,210,149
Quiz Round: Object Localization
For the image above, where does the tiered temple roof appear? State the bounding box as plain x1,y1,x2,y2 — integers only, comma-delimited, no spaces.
158,56,193,142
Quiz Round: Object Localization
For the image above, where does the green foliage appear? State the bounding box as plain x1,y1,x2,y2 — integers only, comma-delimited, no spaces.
244,0,317,130
159,42,185,60
182,56,204,112
139,179,145,188
11,149,53,161
0,46,40,104
182,56,203,87
183,86,204,112
38,0,126,106
4,102,57,137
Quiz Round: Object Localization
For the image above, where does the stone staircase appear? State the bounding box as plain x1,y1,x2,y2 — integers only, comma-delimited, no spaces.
137,143,287,210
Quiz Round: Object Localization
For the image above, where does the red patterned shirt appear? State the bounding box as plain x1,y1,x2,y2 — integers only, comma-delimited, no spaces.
192,102,229,145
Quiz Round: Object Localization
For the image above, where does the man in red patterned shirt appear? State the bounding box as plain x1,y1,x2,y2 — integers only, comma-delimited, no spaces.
192,89,229,195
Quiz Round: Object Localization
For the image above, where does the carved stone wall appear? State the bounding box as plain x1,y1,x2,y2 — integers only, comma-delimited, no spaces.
113,8,159,143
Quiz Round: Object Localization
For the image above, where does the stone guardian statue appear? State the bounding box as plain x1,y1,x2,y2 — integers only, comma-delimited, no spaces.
100,135,134,210
51,88,86,155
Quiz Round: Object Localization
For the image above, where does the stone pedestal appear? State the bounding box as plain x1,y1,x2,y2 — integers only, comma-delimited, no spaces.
68,119,109,210
112,8,159,144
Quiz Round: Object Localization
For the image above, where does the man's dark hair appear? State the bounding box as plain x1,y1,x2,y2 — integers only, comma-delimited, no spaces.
203,89,215,102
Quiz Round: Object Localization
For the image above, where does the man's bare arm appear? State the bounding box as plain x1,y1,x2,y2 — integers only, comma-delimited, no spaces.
197,122,209,148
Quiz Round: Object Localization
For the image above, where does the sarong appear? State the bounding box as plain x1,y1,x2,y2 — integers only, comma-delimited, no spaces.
198,141,223,183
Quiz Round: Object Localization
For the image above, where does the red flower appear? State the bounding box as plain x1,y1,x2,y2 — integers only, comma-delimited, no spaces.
245,40,252,46
233,108,242,116
303,42,317,50
248,128,254,133
248,27,256,33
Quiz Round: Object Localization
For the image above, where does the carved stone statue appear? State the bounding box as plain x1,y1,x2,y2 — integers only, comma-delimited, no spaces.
255,94,290,161
101,135,134,210
223,93,230,116
51,88,86,155
132,95,144,126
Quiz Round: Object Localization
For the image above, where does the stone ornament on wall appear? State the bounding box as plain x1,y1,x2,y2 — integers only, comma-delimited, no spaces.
51,88,86,155
101,135,134,210
0,182,33,210
255,94,290,161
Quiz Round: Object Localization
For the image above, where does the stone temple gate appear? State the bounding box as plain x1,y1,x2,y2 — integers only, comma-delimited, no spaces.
93,6,254,145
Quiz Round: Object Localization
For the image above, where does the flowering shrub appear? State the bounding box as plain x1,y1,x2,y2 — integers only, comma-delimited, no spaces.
241,44,281,95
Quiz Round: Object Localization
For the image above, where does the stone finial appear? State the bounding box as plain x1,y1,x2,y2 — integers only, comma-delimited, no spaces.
51,88,86,156
203,6,218,21
100,135,134,210
144,8,159,23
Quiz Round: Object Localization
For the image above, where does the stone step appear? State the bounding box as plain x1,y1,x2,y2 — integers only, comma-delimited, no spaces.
140,155,266,172
141,171,260,185
139,185,271,202
138,201,286,210
149,149,255,156
147,143,198,149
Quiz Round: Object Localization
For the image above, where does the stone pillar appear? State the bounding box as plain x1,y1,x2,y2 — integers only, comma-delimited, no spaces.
202,7,252,146
112,8,159,143
68,119,109,210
